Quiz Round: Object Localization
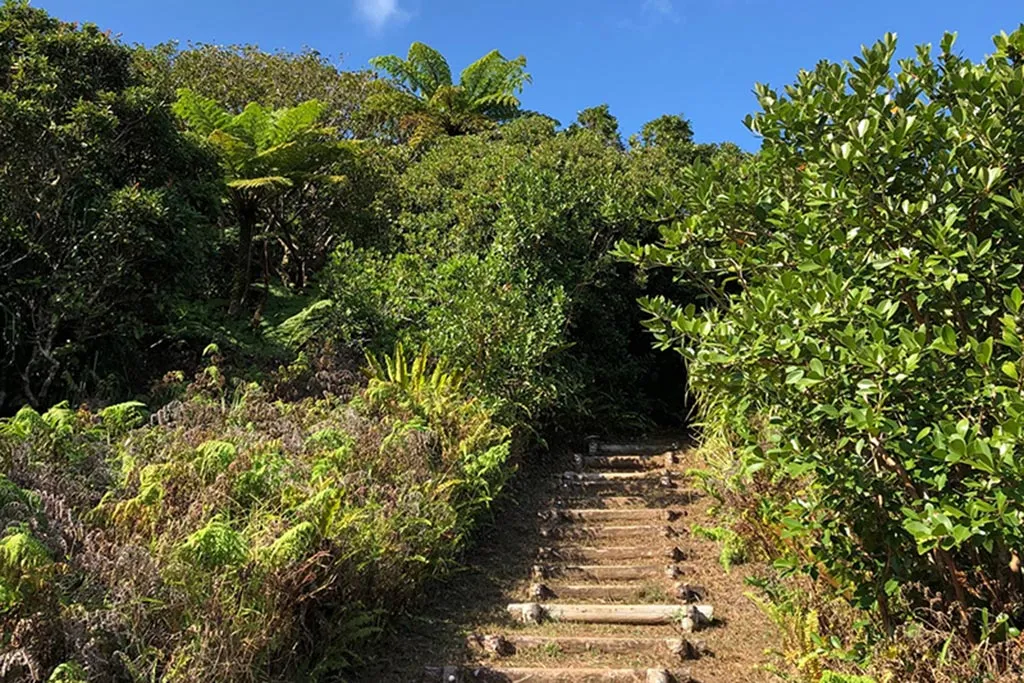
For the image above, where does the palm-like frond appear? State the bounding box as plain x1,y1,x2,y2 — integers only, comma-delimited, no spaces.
226,176,295,190
268,100,330,147
174,89,343,194
172,89,233,136
407,42,452,97
369,43,531,142
461,51,530,109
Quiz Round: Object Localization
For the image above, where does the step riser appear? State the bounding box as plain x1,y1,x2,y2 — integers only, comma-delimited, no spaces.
575,454,678,471
425,667,686,683
588,442,680,456
538,546,684,563
467,634,704,660
540,526,679,542
507,602,713,626
533,564,678,581
529,583,677,603
541,509,682,523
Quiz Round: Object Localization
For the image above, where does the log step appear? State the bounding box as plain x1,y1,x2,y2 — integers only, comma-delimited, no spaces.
533,563,683,581
528,582,680,603
538,546,685,563
467,633,709,660
552,496,648,508
553,475,676,490
574,453,679,471
588,441,681,456
540,525,681,541
540,508,683,523
424,666,689,683
506,602,713,626
561,471,667,482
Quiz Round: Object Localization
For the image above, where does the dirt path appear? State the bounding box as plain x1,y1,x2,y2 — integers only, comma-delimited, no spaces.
360,440,778,682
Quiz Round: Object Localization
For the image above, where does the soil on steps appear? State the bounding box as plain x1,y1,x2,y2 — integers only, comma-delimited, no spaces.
356,442,778,682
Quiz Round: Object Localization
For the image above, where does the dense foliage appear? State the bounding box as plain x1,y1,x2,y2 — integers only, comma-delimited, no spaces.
620,26,1024,678
0,347,509,680
0,1,220,413
322,114,711,430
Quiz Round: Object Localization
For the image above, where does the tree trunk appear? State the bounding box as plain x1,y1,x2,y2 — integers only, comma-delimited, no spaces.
229,192,258,316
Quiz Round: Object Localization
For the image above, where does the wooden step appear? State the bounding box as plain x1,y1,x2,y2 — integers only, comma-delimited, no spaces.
467,633,708,660
552,496,648,508
539,524,681,542
553,474,676,490
424,666,689,683
506,602,713,626
528,582,679,603
574,453,679,471
539,508,683,523
538,546,685,563
587,441,681,456
560,471,667,482
532,563,683,582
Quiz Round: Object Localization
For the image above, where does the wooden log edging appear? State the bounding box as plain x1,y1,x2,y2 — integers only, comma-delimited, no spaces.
424,666,690,683
506,602,714,626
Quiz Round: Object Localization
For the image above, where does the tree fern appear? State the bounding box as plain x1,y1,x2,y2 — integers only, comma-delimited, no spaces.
368,42,531,144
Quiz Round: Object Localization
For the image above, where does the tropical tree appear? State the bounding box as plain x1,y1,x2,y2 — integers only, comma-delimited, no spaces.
569,104,624,150
367,42,531,145
173,90,350,313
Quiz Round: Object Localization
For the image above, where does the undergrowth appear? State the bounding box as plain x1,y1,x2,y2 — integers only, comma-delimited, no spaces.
0,346,509,681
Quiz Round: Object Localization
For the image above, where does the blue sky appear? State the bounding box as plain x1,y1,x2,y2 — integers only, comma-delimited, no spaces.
34,0,1022,150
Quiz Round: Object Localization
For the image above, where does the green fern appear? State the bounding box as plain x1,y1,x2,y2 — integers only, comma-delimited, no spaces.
179,517,248,570
368,42,530,144
0,530,54,609
47,661,88,683
194,440,237,482
261,521,318,568
98,401,148,437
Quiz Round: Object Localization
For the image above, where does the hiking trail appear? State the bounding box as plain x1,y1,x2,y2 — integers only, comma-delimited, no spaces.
364,438,778,682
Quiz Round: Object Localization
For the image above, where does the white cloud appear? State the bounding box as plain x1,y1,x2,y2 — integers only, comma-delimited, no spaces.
355,0,406,30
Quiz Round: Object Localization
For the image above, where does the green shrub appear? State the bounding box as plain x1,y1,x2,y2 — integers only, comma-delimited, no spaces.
621,26,1024,640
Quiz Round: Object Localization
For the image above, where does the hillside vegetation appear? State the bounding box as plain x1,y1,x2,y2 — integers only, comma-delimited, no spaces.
2,0,1024,680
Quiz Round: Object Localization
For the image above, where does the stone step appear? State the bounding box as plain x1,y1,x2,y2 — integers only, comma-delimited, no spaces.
424,666,689,683
539,524,681,542
467,633,708,660
539,508,683,523
532,563,683,582
538,545,685,563
506,602,713,627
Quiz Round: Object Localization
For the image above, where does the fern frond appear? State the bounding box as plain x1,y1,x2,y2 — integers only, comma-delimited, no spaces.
407,42,452,97
267,100,328,147
226,176,294,190
172,89,232,136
